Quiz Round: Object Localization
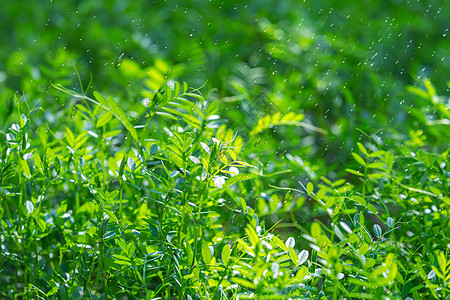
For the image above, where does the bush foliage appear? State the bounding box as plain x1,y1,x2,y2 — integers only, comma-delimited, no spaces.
0,1,449,299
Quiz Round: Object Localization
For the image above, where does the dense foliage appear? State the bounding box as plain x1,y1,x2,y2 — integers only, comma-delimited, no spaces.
0,1,449,299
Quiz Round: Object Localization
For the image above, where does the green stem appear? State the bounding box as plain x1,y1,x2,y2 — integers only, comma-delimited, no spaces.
99,240,108,294
119,182,124,226
362,164,368,198
74,158,80,211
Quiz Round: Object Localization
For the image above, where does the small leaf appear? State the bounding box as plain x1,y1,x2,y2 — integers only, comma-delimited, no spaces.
148,224,158,239
96,112,113,128
296,266,308,282
21,160,31,179
230,277,256,289
357,142,368,156
271,262,280,278
54,157,61,174
386,217,393,228
306,182,314,195
201,142,210,154
368,162,385,169
93,91,108,106
128,157,136,172
367,203,377,214
427,269,436,280
150,144,158,155
311,222,321,238
155,111,178,120
119,155,128,177
25,200,34,214
359,244,369,256
316,188,326,199
202,244,212,264
189,156,200,164
272,235,288,252
20,114,28,128
212,176,226,188
33,154,44,174
351,152,366,167
354,196,366,206
353,213,360,228
346,168,364,176
373,224,382,238
57,283,69,300
431,266,444,280
286,237,295,248
105,210,118,223
113,255,132,266
222,244,231,265
229,149,237,161
289,247,299,265
23,152,33,160
298,250,309,265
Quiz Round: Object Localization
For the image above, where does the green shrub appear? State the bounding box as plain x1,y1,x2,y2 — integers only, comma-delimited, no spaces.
1,1,449,299
1,76,449,299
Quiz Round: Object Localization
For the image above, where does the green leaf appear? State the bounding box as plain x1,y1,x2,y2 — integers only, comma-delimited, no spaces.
21,160,31,179
246,225,259,247
272,235,288,252
96,112,113,128
296,266,308,282
386,217,393,228
148,224,158,239
354,196,366,206
113,255,132,266
155,111,178,121
286,236,295,248
93,91,108,106
119,155,128,177
25,200,34,214
289,247,299,265
359,244,369,256
357,142,368,156
201,142,210,154
230,277,256,289
373,224,382,238
427,269,436,280
202,244,212,264
33,153,44,175
316,188,326,200
113,254,131,262
407,85,429,99
346,168,364,176
107,96,119,113
125,122,138,141
222,244,231,265
351,152,366,167
128,157,136,172
353,213,360,228
56,283,69,300
53,157,61,174
367,203,377,214
311,222,321,238
368,150,385,158
105,210,118,223
307,182,314,195
297,250,309,265
150,144,158,155
368,162,385,169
